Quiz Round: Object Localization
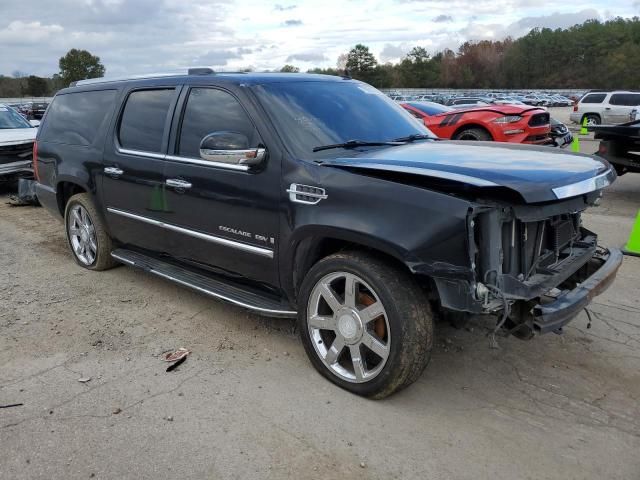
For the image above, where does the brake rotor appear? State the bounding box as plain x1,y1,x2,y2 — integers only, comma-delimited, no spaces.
358,291,386,339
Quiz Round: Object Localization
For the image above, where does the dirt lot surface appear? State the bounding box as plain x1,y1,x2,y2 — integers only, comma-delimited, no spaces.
1,166,639,479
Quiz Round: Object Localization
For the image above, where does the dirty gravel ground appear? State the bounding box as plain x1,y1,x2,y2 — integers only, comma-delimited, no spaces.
1,170,639,479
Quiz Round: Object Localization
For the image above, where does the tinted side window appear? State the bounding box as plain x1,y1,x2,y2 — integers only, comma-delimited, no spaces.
178,88,259,158
119,89,174,153
39,90,117,146
581,93,606,104
610,93,640,106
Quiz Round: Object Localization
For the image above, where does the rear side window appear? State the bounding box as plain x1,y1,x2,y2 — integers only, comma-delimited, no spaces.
581,93,606,104
39,90,116,146
610,93,640,106
177,88,259,158
119,89,174,153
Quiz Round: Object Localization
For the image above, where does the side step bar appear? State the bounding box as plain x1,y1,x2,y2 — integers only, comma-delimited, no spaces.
111,248,297,318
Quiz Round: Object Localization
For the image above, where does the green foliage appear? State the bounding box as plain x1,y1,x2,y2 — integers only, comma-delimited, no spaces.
341,17,640,89
59,48,105,86
25,75,49,96
346,44,378,81
280,64,300,73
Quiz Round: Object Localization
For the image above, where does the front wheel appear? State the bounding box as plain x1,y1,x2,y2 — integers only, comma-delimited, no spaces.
453,128,492,141
297,251,434,398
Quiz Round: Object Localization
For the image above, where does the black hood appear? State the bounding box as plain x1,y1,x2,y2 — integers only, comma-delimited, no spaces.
321,140,614,203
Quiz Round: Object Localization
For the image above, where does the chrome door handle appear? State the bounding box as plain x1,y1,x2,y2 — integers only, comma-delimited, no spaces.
166,178,192,189
104,166,123,177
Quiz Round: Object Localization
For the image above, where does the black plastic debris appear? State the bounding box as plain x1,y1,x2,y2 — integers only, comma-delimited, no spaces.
8,178,40,206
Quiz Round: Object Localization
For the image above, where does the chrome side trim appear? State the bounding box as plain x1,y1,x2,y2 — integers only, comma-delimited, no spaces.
116,146,253,171
106,207,274,258
110,252,296,317
118,147,166,160
165,154,250,171
552,169,615,200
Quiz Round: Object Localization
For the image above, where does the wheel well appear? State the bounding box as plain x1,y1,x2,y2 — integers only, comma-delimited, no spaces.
292,237,418,297
582,112,601,122
57,182,86,216
452,124,493,140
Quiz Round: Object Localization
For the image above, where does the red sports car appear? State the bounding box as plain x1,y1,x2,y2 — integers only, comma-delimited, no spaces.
400,101,551,145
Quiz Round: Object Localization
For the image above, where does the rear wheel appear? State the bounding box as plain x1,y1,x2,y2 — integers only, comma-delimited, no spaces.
583,114,601,126
64,193,117,271
297,251,433,399
453,128,492,141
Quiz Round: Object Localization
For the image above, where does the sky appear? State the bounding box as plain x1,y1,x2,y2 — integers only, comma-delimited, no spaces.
1,0,638,77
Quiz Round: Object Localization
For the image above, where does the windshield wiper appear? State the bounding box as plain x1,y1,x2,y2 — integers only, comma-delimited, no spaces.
392,134,434,143
312,139,404,153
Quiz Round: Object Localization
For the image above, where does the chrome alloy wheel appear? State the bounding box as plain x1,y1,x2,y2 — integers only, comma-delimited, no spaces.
307,272,391,383
67,205,97,266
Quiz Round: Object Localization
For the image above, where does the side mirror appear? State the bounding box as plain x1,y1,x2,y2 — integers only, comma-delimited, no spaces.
29,120,40,128
199,131,265,167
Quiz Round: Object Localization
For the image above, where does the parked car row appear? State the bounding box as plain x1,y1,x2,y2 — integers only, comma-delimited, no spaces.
6,101,49,120
389,91,574,107
24,71,620,398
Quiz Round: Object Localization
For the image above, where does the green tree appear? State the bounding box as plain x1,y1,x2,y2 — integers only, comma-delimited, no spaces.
398,46,439,87
280,64,300,73
25,75,49,96
59,49,105,86
346,44,378,81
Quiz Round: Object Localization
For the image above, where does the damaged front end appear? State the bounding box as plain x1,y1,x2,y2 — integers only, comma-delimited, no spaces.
436,193,623,338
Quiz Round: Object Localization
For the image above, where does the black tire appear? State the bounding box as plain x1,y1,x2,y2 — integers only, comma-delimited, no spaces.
583,114,601,126
453,127,492,141
613,164,627,176
297,251,434,399
64,193,118,271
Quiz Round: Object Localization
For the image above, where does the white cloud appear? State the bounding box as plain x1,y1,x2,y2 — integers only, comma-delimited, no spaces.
0,0,636,76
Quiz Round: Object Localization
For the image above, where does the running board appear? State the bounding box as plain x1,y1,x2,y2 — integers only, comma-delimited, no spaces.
111,248,297,318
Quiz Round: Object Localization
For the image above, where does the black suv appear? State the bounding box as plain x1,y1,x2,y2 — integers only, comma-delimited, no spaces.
34,70,622,398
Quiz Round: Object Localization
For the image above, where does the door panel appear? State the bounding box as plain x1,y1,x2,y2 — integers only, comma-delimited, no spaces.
161,87,280,287
101,87,179,253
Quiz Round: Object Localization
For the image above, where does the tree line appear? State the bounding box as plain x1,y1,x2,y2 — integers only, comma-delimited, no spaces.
307,17,640,90
0,49,104,98
2,17,638,98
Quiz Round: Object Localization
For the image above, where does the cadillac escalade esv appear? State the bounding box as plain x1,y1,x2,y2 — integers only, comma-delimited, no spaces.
34,70,622,398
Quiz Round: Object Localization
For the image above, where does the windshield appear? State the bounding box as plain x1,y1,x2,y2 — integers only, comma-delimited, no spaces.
253,80,435,158
0,106,31,129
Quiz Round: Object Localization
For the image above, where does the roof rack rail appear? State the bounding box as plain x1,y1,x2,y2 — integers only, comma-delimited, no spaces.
188,67,215,75
72,67,220,87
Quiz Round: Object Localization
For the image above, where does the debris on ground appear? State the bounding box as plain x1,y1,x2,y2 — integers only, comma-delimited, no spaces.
7,178,39,206
163,347,190,362
0,403,23,409
163,347,191,372
112,407,122,415
166,356,187,372
77,377,92,383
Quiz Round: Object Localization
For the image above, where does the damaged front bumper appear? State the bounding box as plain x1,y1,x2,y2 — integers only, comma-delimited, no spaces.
532,247,622,334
